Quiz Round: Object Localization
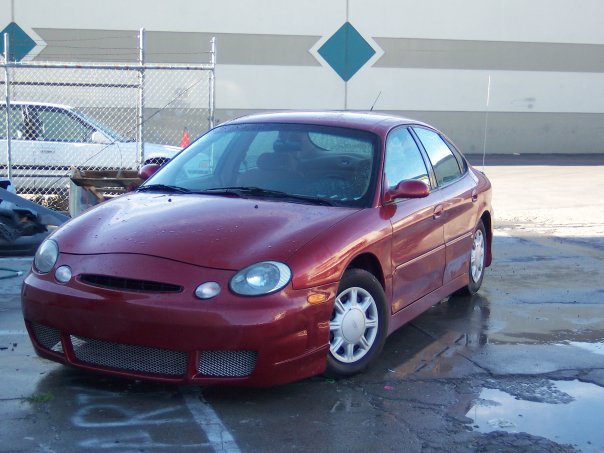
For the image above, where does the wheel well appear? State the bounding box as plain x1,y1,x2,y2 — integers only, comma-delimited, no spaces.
347,253,385,289
480,211,493,266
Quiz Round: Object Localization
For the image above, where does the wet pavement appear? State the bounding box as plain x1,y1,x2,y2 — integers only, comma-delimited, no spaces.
469,379,604,451
1,161,603,452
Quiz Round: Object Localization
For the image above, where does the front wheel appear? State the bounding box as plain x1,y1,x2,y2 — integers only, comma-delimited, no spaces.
325,269,388,378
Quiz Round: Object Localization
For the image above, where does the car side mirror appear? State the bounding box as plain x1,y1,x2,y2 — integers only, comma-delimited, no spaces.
384,179,430,203
138,163,161,181
91,130,111,144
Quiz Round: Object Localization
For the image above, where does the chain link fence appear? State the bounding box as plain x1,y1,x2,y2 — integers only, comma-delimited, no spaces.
1,33,215,210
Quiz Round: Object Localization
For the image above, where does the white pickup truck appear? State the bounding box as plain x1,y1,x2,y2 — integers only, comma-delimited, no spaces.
0,102,180,192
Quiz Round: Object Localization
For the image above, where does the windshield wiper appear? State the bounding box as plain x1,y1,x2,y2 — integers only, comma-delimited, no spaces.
201,186,333,206
137,184,192,194
196,187,244,196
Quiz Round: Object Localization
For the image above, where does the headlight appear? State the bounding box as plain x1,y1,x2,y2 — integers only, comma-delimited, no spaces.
230,261,291,296
34,239,59,274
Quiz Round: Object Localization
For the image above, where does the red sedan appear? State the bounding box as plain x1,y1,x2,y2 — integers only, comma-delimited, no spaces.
22,112,493,386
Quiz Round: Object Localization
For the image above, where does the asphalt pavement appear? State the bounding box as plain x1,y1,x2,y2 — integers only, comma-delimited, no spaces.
1,156,603,452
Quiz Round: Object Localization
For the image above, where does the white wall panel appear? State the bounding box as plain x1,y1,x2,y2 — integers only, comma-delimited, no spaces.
9,0,604,45
216,65,345,110
348,68,489,112
9,0,346,35
348,68,604,114
350,0,604,45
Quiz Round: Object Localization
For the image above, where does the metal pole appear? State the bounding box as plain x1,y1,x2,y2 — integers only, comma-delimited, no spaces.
6,62,213,70
208,37,216,129
481,74,492,171
137,28,145,166
3,33,13,182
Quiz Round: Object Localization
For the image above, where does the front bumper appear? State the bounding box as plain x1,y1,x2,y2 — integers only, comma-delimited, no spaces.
21,253,335,387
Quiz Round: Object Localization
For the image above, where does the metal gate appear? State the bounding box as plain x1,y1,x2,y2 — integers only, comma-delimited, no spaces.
1,31,215,209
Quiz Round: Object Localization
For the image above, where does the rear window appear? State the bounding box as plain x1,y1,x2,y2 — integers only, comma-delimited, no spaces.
413,127,462,186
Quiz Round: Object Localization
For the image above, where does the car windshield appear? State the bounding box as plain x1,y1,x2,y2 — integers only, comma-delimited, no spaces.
74,109,131,142
142,123,379,207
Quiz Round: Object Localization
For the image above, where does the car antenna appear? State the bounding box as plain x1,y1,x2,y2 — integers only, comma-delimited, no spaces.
370,91,382,111
481,74,491,171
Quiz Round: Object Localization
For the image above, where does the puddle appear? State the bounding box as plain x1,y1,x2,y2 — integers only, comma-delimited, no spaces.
467,380,604,452
564,341,604,356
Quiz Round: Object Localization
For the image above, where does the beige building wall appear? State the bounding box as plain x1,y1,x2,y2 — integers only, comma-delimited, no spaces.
3,0,604,154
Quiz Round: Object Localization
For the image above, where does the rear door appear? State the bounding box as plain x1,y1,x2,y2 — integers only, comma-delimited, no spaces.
412,127,476,284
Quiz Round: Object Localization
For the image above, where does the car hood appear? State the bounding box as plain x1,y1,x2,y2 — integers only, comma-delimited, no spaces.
116,142,180,158
144,142,180,156
55,193,358,269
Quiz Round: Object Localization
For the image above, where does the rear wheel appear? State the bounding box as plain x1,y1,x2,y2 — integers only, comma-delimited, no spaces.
458,220,486,295
326,269,388,378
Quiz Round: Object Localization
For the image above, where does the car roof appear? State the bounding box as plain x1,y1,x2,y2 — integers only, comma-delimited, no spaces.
0,101,74,110
223,111,431,135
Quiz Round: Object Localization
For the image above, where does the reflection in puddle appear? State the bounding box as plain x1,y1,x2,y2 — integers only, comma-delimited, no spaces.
565,341,604,356
467,380,604,452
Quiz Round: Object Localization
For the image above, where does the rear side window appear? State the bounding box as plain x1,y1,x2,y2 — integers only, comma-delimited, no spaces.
414,127,462,186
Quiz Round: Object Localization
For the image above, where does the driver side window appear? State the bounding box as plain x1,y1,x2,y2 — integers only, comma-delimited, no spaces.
384,128,430,189
34,108,92,142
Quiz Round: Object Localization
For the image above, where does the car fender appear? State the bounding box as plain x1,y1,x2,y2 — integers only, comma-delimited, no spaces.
288,207,393,290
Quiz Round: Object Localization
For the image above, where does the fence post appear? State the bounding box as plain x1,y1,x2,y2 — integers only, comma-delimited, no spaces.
138,28,145,166
209,37,216,129
3,33,13,182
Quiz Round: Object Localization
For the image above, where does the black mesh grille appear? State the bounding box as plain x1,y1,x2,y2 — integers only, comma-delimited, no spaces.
198,350,257,377
70,335,187,376
79,274,183,293
31,322,64,354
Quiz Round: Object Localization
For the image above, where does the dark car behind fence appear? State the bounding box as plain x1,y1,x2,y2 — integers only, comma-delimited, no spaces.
1,32,216,209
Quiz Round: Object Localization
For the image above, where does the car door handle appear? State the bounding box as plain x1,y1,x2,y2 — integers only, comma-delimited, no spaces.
433,205,443,219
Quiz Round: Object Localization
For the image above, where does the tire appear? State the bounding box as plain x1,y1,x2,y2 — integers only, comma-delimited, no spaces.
457,220,487,296
325,268,389,378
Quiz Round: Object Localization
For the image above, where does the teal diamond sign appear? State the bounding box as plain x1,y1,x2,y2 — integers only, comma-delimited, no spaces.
318,22,376,82
1,22,36,61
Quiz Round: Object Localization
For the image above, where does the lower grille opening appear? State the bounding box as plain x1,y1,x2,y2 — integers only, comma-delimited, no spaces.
70,335,187,376
31,322,64,354
79,274,183,293
198,350,257,377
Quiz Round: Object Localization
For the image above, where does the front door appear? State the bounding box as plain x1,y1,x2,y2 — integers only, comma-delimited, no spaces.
383,127,445,313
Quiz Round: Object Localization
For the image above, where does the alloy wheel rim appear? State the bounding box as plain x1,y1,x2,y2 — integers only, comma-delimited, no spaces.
329,287,378,363
471,229,485,283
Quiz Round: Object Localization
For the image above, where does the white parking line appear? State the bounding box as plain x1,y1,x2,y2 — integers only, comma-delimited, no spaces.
182,389,241,453
0,330,28,335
